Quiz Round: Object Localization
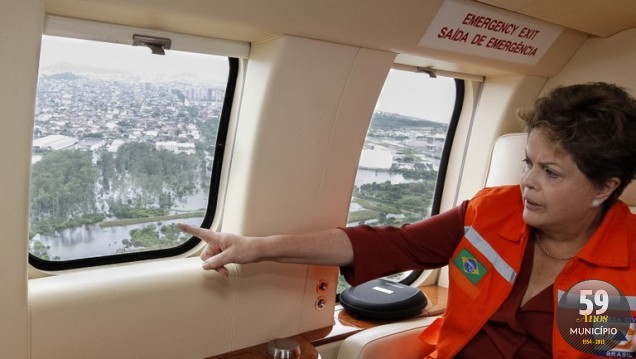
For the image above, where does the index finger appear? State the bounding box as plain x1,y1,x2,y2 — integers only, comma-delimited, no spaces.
177,223,208,241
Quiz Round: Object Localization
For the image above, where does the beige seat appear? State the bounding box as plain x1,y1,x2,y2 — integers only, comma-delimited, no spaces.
484,132,527,187
621,179,636,213
335,316,438,359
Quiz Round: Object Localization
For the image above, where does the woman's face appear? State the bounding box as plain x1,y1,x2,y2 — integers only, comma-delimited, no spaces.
520,129,607,234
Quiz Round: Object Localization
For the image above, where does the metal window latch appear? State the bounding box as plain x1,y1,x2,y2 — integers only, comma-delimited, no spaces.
417,67,437,78
132,34,171,55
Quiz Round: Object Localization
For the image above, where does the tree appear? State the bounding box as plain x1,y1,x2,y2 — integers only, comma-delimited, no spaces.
111,142,200,212
30,150,99,222
97,151,116,191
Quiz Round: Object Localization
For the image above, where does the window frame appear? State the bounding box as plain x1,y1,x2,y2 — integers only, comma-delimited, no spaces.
29,17,247,270
340,73,465,293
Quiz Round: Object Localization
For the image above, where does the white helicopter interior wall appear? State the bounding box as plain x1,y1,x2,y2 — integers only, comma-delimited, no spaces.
1,1,43,358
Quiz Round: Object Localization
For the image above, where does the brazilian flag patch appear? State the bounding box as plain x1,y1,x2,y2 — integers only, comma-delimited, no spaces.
453,248,487,285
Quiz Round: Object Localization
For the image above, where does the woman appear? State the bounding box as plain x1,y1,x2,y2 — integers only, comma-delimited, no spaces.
178,82,636,358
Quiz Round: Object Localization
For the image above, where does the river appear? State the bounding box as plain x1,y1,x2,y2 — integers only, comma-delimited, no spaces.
34,168,421,260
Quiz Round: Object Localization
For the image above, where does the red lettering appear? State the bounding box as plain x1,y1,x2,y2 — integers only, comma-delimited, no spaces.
461,13,520,35
463,13,486,28
438,27,450,39
462,13,474,25
485,37,538,56
471,34,487,46
438,27,469,42
518,27,541,40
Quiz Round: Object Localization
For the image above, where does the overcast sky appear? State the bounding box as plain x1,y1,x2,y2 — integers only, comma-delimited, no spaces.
377,69,456,123
40,35,456,123
39,35,229,83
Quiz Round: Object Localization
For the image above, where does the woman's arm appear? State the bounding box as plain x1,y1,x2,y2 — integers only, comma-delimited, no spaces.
177,224,353,276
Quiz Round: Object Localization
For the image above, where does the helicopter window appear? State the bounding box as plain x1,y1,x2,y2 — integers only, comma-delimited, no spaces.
28,19,246,270
339,68,462,293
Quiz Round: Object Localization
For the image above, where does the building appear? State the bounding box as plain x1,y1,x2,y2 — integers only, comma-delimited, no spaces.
32,134,78,150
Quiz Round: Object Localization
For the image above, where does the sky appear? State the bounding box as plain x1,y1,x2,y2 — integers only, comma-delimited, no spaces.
376,69,457,123
40,35,457,123
39,36,229,83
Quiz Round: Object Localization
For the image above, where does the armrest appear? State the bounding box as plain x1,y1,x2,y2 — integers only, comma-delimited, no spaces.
336,315,439,359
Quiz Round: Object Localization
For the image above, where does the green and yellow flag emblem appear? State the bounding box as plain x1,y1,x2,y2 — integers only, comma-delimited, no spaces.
453,248,487,285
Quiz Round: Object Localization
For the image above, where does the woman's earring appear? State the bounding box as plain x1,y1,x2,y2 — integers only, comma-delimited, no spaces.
592,199,602,207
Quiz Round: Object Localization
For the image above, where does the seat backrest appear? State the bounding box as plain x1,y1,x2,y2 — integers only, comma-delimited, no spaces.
485,132,636,212
620,179,636,213
484,133,527,187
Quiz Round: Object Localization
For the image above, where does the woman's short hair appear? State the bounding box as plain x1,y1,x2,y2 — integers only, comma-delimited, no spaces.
518,82,636,209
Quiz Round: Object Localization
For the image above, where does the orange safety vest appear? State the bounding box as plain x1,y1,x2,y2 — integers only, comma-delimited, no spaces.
419,185,636,358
